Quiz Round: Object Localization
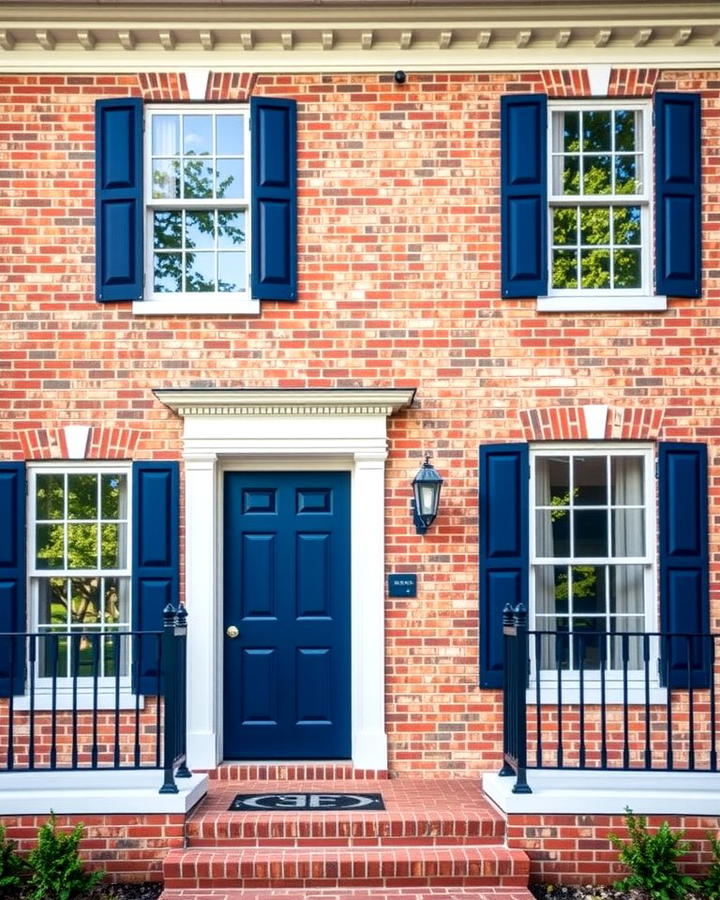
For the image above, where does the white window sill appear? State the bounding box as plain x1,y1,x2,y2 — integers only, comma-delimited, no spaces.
528,685,667,705
132,297,260,316
537,295,668,313
13,690,145,711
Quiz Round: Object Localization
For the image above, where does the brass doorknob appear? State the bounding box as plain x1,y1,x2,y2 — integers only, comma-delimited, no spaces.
226,625,239,639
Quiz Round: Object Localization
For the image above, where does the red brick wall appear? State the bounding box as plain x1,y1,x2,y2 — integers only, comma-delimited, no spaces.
508,813,720,885
0,813,184,881
1,68,719,777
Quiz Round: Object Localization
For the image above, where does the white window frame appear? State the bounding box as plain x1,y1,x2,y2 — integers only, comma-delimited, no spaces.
528,443,664,703
135,103,258,317
22,462,139,710
538,99,667,313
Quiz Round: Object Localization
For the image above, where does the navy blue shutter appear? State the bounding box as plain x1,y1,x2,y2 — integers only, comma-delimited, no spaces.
0,463,26,697
250,97,298,301
132,461,179,694
501,95,548,299
658,442,709,688
479,444,529,688
95,98,144,302
655,93,701,298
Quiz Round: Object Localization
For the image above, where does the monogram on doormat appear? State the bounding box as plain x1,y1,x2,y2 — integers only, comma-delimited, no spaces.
229,792,385,811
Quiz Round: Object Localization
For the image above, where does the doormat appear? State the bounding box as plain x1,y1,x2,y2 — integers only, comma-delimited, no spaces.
229,792,385,811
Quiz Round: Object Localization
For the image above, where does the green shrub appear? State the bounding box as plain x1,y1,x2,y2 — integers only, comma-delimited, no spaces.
25,812,104,900
701,832,720,899
0,823,27,897
609,807,699,900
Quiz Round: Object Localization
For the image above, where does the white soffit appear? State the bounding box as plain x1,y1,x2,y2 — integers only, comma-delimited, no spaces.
1,2,719,71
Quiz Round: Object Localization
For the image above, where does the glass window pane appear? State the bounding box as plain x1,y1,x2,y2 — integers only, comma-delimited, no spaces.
552,250,577,289
38,578,68,625
583,110,611,151
186,212,215,249
216,159,244,199
101,474,126,520
183,115,212,155
563,111,580,152
39,633,67,678
186,252,215,292
103,631,129,678
562,156,580,195
552,208,577,246
580,249,610,289
614,250,641,289
67,474,97,520
67,524,98,569
536,456,570,505
36,524,64,570
580,207,610,245
75,632,100,677
615,155,637,193
535,565,567,614
183,159,214,199
609,617,644,669
583,155,611,194
154,253,182,293
218,253,246,292
216,115,244,156
101,523,126,569
70,578,100,623
153,211,182,250
151,159,181,200
609,565,645,614
572,620,604,670
574,456,607,505
152,114,180,156
36,473,64,520
571,564,605,614
614,109,637,151
218,211,246,248
574,509,608,556
536,509,570,558
611,456,644,504
612,509,645,556
104,578,130,626
613,206,641,245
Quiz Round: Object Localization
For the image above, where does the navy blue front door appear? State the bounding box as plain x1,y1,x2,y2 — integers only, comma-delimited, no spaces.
223,471,351,760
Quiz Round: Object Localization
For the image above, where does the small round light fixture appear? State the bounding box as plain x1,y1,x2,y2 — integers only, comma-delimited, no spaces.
393,70,407,84
411,453,443,534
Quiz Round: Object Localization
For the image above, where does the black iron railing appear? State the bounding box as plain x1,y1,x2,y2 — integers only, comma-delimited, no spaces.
0,603,190,794
501,603,719,793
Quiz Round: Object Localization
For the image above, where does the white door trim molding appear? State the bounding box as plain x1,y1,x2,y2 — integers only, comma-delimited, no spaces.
155,388,415,772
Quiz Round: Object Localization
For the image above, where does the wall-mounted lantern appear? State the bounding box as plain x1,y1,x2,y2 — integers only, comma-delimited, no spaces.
411,453,443,534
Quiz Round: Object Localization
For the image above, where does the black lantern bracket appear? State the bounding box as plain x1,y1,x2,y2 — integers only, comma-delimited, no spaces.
411,452,443,535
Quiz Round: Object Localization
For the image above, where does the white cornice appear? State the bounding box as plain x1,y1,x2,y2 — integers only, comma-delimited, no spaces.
154,388,417,418
1,2,718,71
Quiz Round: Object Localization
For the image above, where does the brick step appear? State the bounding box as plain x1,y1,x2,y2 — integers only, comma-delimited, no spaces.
209,763,389,781
186,778,506,848
162,845,530,891
160,887,536,900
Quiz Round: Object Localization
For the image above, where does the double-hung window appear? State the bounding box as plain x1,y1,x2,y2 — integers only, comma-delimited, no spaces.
549,102,650,299
147,106,249,303
500,92,701,310
530,446,655,684
95,96,297,313
28,465,132,697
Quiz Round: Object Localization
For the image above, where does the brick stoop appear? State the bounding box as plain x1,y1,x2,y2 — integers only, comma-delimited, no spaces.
159,775,532,898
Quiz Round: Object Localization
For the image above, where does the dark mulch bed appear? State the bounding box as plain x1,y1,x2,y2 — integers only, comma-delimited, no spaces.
531,886,704,900
92,884,164,900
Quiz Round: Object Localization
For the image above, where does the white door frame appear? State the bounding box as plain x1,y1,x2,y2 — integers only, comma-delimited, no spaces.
154,388,415,772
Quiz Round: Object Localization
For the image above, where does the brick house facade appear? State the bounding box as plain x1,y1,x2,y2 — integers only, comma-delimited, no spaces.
1,0,719,888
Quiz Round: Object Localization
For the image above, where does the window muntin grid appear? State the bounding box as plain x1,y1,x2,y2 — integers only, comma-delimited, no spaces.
30,468,131,681
530,448,655,673
147,107,249,299
549,103,651,295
